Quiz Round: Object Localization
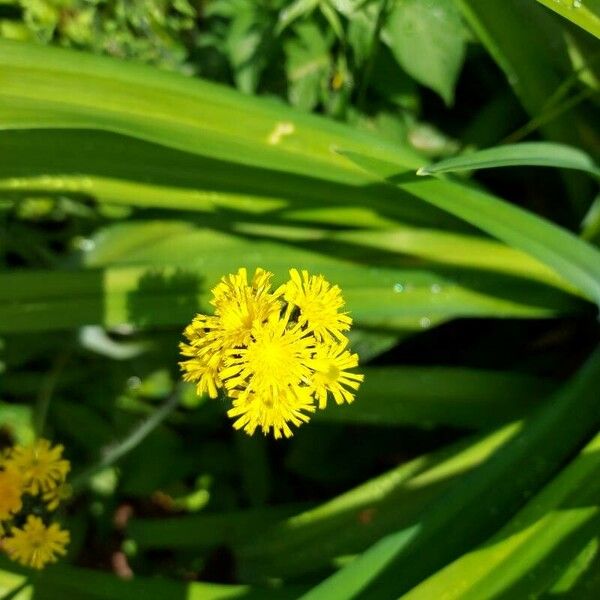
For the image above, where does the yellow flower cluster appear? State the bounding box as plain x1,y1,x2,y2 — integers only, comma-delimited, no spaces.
180,268,364,438
0,439,70,569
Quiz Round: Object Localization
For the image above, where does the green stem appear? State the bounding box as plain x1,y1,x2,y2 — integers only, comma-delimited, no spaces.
34,347,72,438
70,386,181,493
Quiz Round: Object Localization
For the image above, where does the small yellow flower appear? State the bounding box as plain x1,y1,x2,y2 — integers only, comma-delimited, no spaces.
212,268,282,341
43,482,73,512
0,468,23,521
6,439,70,495
309,341,365,409
180,268,283,398
285,268,352,342
180,315,225,398
3,515,69,569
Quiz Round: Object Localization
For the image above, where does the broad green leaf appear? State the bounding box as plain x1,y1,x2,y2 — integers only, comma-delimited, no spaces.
402,432,600,598
339,151,600,306
237,426,519,581
315,367,555,429
536,0,600,39
300,347,600,599
381,0,466,104
0,219,581,333
417,142,600,178
0,39,421,183
0,128,455,231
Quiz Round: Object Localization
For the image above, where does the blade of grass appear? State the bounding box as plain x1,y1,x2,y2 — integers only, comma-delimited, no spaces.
237,426,519,582
0,560,304,600
402,432,600,598
417,142,600,179
339,150,600,306
300,346,600,599
535,0,600,39
314,367,556,429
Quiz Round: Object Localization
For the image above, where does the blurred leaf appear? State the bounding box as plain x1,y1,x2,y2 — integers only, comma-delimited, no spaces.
128,504,311,550
225,0,276,94
0,401,34,444
0,560,304,600
277,0,320,34
535,0,600,39
418,142,600,178
381,0,466,104
285,21,332,111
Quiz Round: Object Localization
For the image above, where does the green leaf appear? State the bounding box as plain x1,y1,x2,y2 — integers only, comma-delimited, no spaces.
315,367,556,429
284,22,331,111
417,142,600,178
128,504,311,550
0,561,303,600
237,426,519,581
535,0,600,39
339,150,600,306
381,0,466,104
402,431,600,598
299,347,600,599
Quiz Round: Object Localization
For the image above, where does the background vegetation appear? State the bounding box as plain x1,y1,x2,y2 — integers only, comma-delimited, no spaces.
0,0,599,598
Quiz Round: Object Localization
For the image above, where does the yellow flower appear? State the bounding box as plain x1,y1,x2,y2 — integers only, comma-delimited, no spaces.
309,340,364,409
0,468,23,521
284,269,352,342
179,268,282,399
180,315,225,399
181,268,364,438
227,387,316,439
212,268,282,340
6,439,70,495
43,482,73,512
3,515,69,570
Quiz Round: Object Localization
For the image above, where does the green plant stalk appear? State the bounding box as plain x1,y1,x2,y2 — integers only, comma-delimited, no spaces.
70,388,180,493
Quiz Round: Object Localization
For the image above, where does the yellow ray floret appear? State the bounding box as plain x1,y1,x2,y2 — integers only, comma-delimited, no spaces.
3,515,70,570
227,387,316,439
0,467,23,520
5,439,70,495
284,268,352,342
309,340,365,409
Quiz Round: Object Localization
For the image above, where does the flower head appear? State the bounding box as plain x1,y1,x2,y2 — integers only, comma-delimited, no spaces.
3,515,69,569
180,268,283,399
309,340,365,409
0,468,23,521
284,269,352,342
5,439,70,495
181,268,363,438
